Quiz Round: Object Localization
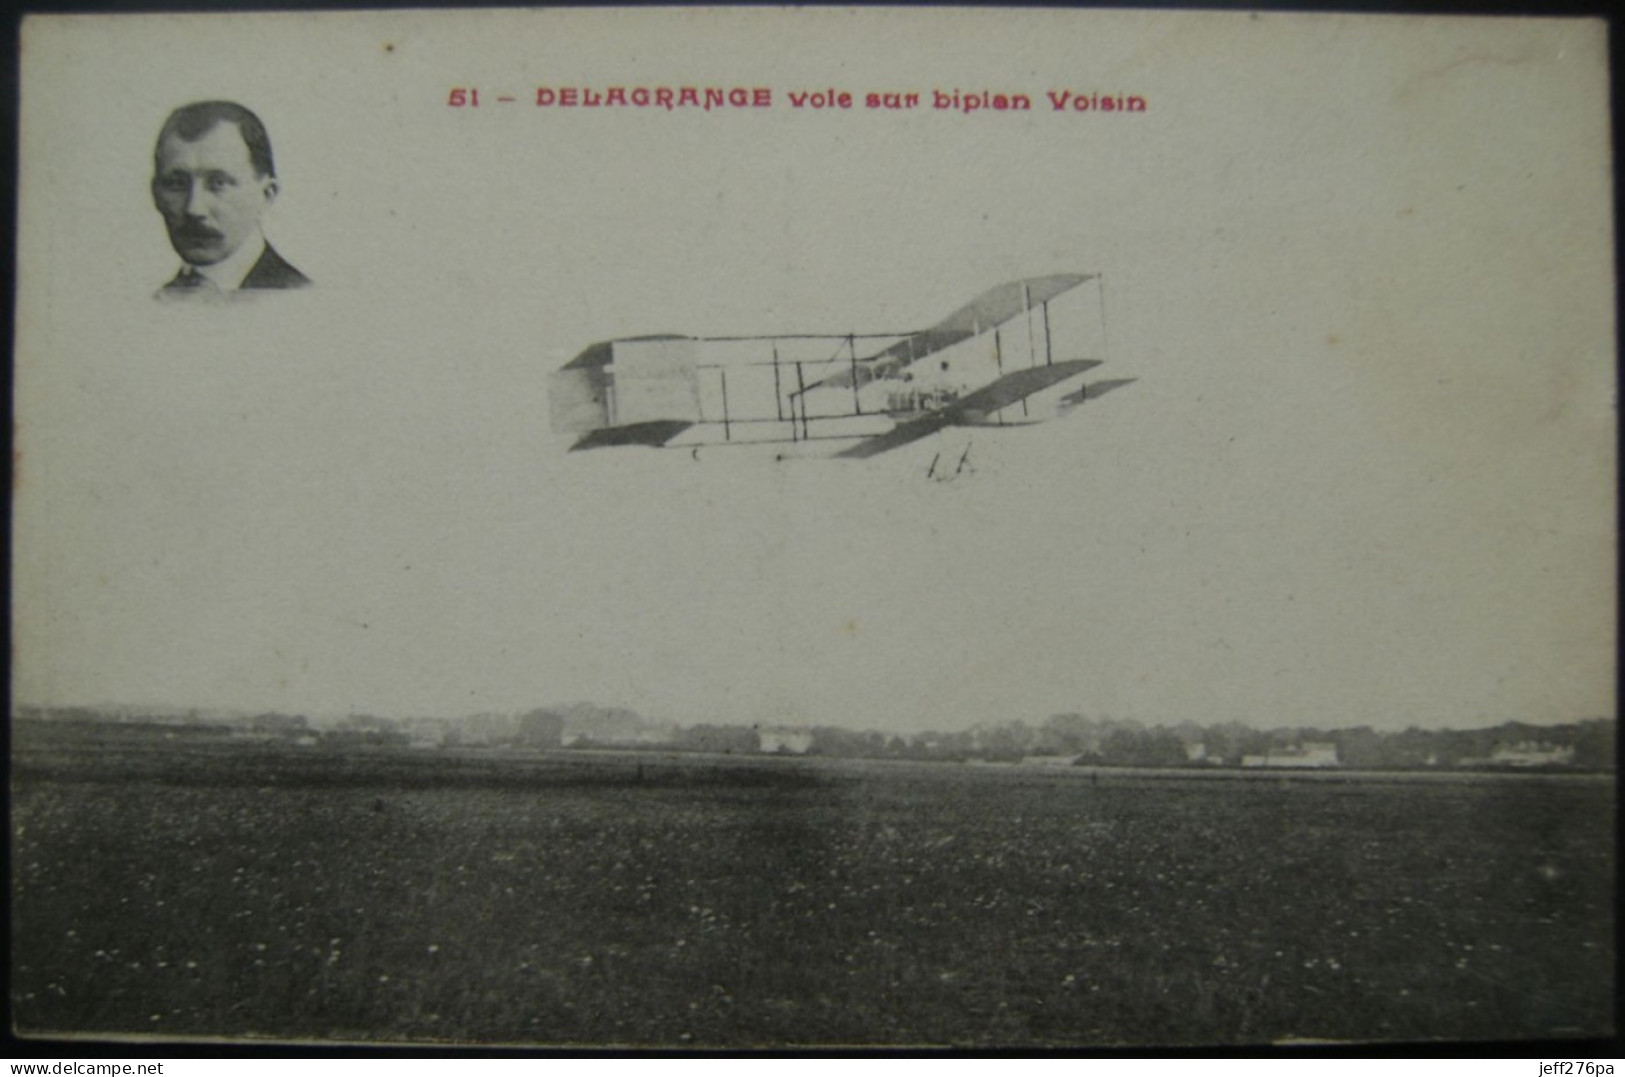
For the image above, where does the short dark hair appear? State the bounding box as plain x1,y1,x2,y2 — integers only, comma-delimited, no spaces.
154,101,276,178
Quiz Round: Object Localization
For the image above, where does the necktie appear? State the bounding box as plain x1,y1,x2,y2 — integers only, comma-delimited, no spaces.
164,270,221,295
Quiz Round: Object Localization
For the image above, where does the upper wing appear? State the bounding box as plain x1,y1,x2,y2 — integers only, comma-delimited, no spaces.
899,275,1094,350
817,275,1096,390
835,360,1097,458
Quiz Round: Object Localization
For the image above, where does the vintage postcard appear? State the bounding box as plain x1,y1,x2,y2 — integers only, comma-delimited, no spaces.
10,8,1615,1048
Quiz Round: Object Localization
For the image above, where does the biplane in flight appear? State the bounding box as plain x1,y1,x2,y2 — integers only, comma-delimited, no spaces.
549,274,1133,458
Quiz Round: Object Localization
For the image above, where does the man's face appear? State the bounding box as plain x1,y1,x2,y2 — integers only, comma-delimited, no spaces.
152,122,276,266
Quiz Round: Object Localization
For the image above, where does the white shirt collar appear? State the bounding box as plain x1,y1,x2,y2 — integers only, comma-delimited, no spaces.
187,233,267,291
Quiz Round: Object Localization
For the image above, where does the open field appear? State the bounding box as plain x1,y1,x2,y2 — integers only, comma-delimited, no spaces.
10,728,1616,1046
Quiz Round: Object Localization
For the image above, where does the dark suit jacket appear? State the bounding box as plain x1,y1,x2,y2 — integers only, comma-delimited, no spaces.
240,244,311,289
160,243,311,294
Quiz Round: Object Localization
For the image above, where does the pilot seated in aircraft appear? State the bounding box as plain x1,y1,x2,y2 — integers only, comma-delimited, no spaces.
151,101,311,299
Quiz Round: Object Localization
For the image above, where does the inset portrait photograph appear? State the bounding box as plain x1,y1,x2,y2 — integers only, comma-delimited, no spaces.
152,100,310,298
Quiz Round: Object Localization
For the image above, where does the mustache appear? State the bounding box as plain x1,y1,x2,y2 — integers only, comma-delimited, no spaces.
171,222,225,242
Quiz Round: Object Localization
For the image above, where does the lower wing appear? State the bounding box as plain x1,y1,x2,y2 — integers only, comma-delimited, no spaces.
836,360,1098,458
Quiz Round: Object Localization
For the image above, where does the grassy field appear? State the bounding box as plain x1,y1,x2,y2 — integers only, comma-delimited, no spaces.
10,728,1616,1047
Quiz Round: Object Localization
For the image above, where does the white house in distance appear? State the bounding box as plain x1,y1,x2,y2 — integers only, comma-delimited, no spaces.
1489,741,1576,767
757,727,814,754
1242,742,1340,768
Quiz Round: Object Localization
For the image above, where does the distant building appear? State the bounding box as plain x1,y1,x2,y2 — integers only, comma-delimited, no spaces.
1020,754,1081,767
1489,742,1575,767
1242,742,1339,768
555,703,674,746
757,728,814,754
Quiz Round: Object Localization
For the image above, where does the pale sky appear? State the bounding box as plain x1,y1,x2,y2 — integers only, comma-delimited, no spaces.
13,10,1615,732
